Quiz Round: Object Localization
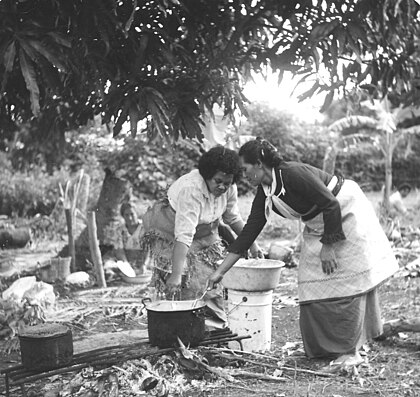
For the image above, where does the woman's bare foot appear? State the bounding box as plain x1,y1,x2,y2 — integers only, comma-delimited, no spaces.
331,352,364,366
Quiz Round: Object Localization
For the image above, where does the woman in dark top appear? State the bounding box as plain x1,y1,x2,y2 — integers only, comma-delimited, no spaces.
207,137,398,366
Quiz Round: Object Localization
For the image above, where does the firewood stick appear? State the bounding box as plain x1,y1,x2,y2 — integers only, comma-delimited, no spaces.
87,211,107,288
382,317,420,336
224,368,287,382
200,347,334,377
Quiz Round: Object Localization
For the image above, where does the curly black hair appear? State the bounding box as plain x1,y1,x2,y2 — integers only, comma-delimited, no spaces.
198,146,241,182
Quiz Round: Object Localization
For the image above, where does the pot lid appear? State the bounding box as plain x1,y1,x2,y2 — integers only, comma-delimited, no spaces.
19,323,70,338
146,299,206,312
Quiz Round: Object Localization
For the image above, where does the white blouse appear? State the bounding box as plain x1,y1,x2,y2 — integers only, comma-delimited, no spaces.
167,169,242,246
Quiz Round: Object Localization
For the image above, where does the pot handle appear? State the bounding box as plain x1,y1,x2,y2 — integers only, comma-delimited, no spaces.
140,297,152,315
227,296,248,315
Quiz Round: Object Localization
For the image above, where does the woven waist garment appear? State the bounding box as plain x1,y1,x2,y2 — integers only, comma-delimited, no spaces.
298,179,399,303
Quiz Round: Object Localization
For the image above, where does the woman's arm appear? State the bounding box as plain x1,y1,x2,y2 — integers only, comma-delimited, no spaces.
165,241,189,294
208,191,267,288
227,187,267,254
229,219,264,258
284,165,345,244
207,252,241,289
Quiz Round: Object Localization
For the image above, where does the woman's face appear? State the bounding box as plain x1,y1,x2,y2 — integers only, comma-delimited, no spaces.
239,156,262,186
122,207,138,227
206,171,234,197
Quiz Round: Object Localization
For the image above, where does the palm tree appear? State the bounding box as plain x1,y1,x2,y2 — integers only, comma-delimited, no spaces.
324,97,420,214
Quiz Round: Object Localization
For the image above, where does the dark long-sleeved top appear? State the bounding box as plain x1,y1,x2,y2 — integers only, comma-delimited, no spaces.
228,161,346,254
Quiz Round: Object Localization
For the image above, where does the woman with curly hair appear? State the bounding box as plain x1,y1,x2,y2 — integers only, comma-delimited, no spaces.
142,145,263,322
207,137,398,365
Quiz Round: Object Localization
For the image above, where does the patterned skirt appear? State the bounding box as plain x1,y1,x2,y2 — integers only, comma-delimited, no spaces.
142,232,227,321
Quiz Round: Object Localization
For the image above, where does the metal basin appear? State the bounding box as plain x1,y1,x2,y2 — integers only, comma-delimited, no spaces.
222,259,285,292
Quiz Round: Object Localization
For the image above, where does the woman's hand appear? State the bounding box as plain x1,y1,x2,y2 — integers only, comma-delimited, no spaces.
165,273,182,296
206,270,224,290
207,252,242,290
320,244,338,275
249,244,264,259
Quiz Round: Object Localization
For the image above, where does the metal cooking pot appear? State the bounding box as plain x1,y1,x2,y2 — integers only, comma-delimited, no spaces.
18,323,73,370
142,298,207,348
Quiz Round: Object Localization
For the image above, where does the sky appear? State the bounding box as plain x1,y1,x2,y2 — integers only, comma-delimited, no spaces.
243,71,326,123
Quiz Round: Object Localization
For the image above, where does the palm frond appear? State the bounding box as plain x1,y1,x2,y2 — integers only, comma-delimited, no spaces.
328,115,378,133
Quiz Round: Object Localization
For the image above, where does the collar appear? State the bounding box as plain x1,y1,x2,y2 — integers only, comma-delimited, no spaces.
262,168,286,198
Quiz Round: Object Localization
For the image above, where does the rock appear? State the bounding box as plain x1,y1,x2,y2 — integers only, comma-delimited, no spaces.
268,241,294,261
0,227,31,249
65,271,91,287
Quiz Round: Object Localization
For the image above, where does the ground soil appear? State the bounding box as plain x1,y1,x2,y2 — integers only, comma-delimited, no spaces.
1,192,419,396
1,260,419,396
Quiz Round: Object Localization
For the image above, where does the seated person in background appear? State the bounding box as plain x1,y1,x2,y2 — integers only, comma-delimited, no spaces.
104,201,150,280
388,183,411,218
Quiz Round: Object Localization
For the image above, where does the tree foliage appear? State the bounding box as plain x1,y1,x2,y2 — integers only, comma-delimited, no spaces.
0,0,419,154
241,102,332,168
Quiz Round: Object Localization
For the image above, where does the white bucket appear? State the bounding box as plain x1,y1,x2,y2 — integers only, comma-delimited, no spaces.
226,289,273,352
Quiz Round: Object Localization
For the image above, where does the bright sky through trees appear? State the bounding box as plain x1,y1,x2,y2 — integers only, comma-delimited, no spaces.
243,71,326,123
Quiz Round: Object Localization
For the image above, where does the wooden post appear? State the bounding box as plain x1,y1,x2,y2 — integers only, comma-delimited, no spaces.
87,210,107,288
65,208,76,273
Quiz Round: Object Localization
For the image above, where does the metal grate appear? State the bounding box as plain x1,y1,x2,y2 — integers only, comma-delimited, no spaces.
1,328,250,397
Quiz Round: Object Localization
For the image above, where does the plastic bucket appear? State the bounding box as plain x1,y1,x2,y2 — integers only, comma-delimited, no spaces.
226,289,273,352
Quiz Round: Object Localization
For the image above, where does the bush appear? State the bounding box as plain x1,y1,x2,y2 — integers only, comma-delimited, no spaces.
0,159,70,217
95,136,202,199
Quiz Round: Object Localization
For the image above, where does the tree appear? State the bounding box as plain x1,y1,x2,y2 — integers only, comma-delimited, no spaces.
1,0,420,164
326,98,420,213
242,101,331,167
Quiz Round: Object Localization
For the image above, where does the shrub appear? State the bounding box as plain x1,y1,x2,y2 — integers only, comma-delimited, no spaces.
95,135,202,199
0,161,70,218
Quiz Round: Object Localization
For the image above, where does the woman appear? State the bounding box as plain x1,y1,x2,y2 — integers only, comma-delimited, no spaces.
103,201,150,279
207,137,398,364
142,146,263,321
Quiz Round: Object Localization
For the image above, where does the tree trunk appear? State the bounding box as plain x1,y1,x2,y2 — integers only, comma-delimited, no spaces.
322,144,338,174
383,131,393,214
65,208,76,272
60,169,132,270
87,211,107,288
